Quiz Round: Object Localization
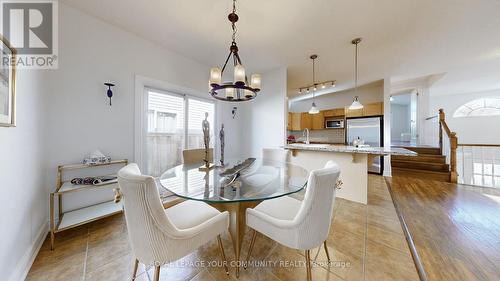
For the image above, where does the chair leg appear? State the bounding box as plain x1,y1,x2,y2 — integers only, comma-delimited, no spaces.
131,259,139,280
153,265,160,281
244,230,257,269
305,249,312,281
323,241,331,263
217,235,230,275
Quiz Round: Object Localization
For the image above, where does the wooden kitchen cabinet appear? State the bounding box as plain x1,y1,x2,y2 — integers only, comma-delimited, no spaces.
323,108,344,117
287,112,292,131
323,110,335,117
301,113,312,130
311,111,325,130
363,102,383,116
333,108,345,116
345,106,363,117
290,112,302,131
345,102,383,117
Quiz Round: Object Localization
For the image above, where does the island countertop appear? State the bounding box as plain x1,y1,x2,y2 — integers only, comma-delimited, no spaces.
284,143,417,156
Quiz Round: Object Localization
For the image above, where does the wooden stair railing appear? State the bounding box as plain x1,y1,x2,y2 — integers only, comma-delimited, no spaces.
438,109,458,183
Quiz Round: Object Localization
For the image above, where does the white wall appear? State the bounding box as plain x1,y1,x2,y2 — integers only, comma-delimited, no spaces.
240,67,287,157
1,70,48,280
430,89,500,144
289,81,383,112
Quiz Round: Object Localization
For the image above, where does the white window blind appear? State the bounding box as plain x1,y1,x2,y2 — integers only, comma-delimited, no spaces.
145,88,215,176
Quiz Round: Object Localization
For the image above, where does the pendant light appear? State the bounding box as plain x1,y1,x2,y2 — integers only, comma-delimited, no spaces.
349,38,364,110
208,0,261,102
308,55,320,114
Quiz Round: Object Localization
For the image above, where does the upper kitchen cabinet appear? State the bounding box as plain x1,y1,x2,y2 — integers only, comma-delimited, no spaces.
323,108,345,117
289,112,313,131
290,112,302,131
287,112,292,130
345,102,383,117
311,111,325,130
301,113,312,129
345,107,363,117
363,102,384,116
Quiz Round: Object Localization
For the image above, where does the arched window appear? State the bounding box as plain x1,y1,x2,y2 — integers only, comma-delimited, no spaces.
453,97,500,117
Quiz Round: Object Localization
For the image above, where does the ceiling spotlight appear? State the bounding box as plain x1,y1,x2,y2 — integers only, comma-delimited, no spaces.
313,85,317,91
331,81,336,87
306,88,310,93
390,96,394,102
321,84,326,89
298,89,302,94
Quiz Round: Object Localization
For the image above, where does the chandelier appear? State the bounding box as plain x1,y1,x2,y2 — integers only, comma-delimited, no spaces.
209,0,261,102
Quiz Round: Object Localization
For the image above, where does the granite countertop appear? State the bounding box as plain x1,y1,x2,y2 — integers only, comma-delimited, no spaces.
284,143,417,156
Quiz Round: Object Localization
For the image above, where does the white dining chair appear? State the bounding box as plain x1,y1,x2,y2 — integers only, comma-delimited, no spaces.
245,161,340,281
262,148,289,163
117,163,230,281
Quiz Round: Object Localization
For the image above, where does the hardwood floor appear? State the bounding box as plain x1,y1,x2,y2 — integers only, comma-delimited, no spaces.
386,175,500,281
26,175,418,281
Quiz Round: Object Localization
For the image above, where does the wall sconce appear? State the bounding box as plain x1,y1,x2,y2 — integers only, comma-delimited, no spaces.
232,107,237,119
104,83,115,106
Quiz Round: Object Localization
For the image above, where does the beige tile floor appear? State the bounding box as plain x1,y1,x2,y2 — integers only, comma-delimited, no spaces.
26,175,419,281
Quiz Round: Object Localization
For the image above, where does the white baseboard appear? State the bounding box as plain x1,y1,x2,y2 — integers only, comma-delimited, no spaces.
9,221,48,281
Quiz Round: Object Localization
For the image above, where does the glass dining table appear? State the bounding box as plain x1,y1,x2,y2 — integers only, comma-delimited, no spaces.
158,158,308,277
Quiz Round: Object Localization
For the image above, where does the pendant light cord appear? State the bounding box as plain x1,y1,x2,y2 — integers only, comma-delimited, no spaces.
312,57,316,101
354,41,358,95
231,0,237,43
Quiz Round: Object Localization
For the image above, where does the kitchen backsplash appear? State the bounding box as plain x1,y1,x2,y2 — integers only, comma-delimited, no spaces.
288,129,345,144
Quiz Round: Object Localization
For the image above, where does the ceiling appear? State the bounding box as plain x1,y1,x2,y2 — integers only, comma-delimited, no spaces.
61,0,500,99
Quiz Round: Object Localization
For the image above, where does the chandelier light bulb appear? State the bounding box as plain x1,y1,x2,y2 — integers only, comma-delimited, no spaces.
210,67,222,85
244,89,254,98
225,88,235,99
250,74,261,90
234,64,246,84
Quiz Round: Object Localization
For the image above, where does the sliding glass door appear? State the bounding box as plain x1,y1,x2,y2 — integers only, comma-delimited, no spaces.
187,98,215,149
145,88,215,176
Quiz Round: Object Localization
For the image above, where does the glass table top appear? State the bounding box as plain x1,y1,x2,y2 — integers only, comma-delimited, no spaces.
158,158,309,203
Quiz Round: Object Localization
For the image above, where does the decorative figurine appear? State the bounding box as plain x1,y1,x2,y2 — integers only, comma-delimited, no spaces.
200,112,214,171
219,124,225,166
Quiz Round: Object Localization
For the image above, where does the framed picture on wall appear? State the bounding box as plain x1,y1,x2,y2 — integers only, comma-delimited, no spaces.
0,35,16,127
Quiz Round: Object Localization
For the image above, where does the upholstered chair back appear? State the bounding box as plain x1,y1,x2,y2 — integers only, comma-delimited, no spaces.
183,148,213,164
262,148,289,164
117,164,185,265
293,160,340,249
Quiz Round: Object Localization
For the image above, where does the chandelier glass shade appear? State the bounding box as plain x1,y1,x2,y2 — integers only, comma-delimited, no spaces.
209,0,261,102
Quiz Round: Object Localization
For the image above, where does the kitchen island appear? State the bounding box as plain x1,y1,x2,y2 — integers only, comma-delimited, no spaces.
284,143,416,204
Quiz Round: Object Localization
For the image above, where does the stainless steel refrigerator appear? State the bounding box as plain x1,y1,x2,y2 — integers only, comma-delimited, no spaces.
346,116,384,174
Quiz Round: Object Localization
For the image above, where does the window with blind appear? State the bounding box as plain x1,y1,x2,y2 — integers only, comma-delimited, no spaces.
145,88,215,176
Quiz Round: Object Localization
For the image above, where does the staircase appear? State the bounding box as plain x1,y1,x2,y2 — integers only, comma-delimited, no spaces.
391,146,452,182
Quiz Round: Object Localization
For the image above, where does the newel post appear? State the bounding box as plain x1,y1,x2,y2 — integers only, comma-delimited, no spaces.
450,132,458,183
438,109,445,154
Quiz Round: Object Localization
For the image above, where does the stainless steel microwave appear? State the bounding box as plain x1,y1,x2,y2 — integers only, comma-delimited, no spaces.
325,119,344,129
